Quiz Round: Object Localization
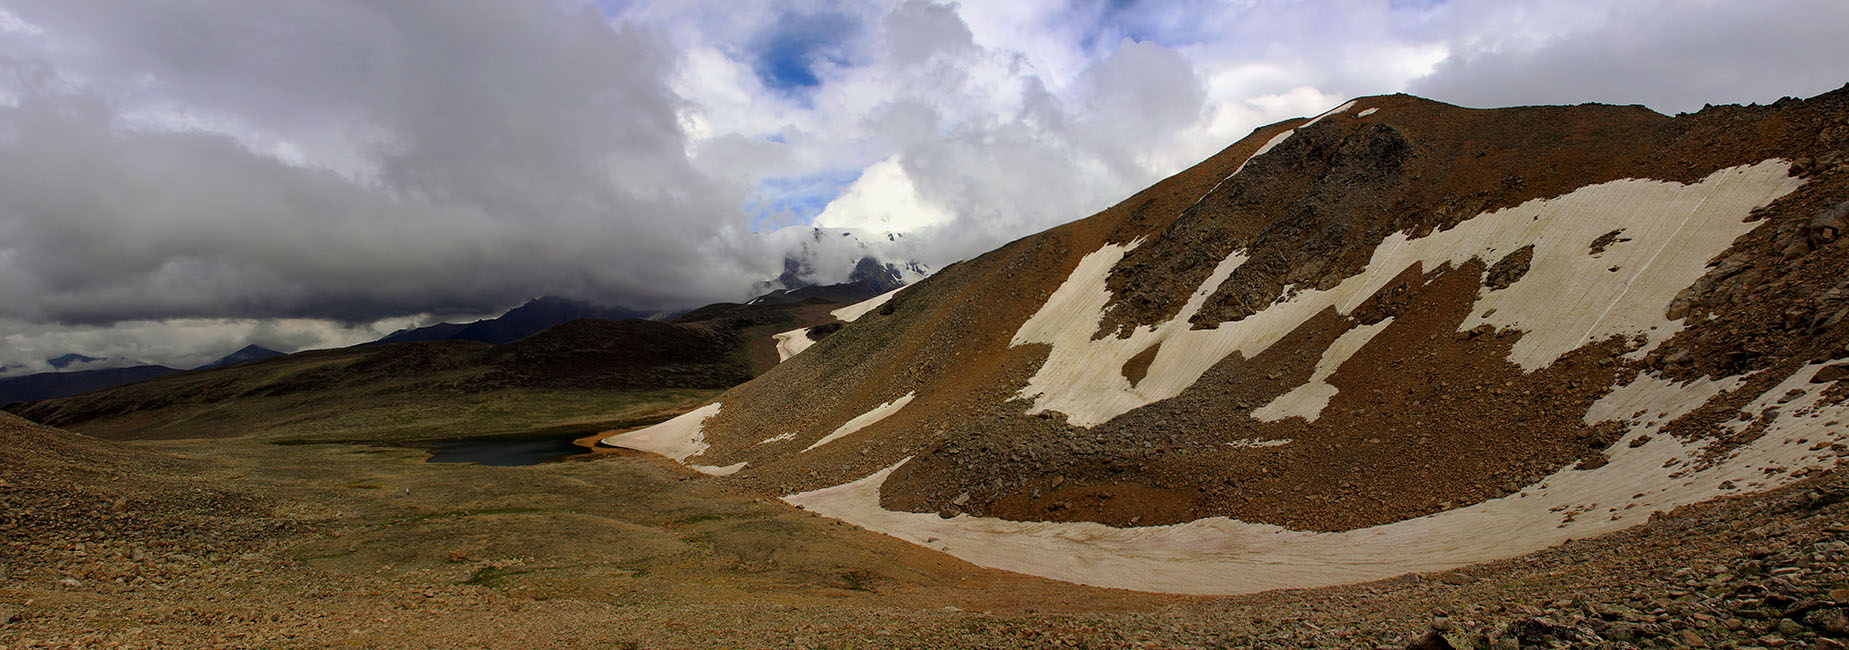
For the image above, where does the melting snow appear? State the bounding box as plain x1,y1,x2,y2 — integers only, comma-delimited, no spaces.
1015,160,1803,427
1251,318,1394,422
772,327,816,361
601,403,723,463
1225,438,1293,449
802,392,917,452
786,364,1849,595
692,461,748,476
831,289,902,323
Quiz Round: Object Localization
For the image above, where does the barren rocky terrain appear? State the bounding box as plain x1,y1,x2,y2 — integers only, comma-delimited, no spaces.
6,411,1849,649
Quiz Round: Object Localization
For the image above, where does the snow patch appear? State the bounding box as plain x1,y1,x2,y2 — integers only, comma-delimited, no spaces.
831,289,901,323
1356,107,1379,118
1299,99,1357,129
1014,161,1803,427
692,462,748,476
802,392,917,452
759,432,797,445
1252,318,1394,422
1225,438,1292,449
786,364,1849,595
772,327,816,361
600,403,723,463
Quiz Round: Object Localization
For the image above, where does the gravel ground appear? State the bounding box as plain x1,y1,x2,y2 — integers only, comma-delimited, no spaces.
4,410,1849,649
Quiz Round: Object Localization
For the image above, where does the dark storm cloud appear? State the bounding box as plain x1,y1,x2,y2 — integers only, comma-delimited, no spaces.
0,0,767,325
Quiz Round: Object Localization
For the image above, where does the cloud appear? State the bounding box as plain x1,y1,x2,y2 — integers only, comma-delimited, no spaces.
1407,0,1849,113
0,0,767,328
0,0,1844,369
812,156,954,232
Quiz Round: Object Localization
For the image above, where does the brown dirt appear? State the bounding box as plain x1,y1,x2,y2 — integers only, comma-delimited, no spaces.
8,411,1849,648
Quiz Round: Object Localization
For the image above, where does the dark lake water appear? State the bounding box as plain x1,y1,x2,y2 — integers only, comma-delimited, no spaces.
409,431,594,466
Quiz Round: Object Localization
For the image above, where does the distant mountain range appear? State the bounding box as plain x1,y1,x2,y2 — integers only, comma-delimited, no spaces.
0,365,182,405
748,256,918,306
7,293,860,440
0,277,916,407
0,345,285,405
750,228,929,299
371,296,653,346
197,345,285,370
48,353,104,370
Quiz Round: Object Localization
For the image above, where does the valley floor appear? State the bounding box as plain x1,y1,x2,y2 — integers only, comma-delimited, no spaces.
4,414,1849,649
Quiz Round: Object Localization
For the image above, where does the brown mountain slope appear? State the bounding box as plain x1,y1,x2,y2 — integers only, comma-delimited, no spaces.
605,89,1849,594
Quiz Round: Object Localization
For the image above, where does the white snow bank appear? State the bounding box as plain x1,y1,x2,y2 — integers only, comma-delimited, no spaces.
786,364,1849,595
1356,107,1379,118
831,289,903,323
1299,99,1357,129
802,392,917,452
1252,318,1393,422
772,327,817,361
1014,160,1803,427
692,461,748,476
1225,438,1293,449
600,403,722,463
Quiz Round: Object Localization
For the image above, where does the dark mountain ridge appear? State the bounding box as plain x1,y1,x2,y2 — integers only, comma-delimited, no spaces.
372,296,653,345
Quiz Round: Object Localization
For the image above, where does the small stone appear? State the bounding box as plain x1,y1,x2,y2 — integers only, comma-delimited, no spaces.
1776,618,1807,636
1679,629,1707,647
1604,622,1641,642
0,607,17,625
1404,629,1455,650
1439,573,1476,585
58,577,81,588
1807,608,1849,634
1830,588,1849,602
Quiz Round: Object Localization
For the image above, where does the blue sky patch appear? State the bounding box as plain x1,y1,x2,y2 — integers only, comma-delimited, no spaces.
750,11,861,99
1074,0,1224,52
747,167,864,231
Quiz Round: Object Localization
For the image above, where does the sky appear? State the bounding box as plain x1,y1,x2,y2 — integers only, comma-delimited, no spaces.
0,0,1846,374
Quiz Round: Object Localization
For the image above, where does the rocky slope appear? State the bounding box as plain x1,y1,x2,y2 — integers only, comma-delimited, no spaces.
605,88,1849,595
